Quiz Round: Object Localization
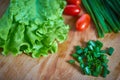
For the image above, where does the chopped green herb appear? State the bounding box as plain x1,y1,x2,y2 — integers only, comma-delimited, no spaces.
95,40,103,49
75,46,81,50
102,67,110,78
88,45,94,51
71,53,79,59
84,66,91,75
68,40,114,78
107,47,114,55
78,57,83,63
68,60,75,64
76,49,83,55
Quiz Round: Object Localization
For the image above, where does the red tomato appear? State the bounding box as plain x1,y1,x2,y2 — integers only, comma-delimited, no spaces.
76,14,91,31
66,0,81,5
63,5,81,16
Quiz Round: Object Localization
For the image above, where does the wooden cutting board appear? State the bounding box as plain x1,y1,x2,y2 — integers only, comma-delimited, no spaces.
0,0,120,80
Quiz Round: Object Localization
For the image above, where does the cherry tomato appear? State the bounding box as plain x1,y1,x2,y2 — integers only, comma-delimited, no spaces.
66,0,81,5
63,5,81,16
76,14,91,31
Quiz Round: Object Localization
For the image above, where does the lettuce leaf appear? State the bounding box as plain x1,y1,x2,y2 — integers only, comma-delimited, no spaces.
0,0,69,58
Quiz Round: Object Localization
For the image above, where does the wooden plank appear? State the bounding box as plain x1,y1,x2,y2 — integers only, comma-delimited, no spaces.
0,0,120,80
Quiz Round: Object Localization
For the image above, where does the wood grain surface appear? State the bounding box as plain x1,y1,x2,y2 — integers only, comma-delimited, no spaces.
0,0,120,80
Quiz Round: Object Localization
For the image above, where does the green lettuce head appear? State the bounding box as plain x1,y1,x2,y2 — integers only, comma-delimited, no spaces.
0,0,69,58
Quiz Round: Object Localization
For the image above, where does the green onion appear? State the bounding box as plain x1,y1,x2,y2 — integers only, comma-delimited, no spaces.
78,56,83,63
102,67,110,78
92,65,102,77
82,0,120,37
76,49,83,55
82,0,104,37
84,66,92,75
95,40,103,49
71,53,79,59
106,47,114,55
68,60,75,64
68,40,114,77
